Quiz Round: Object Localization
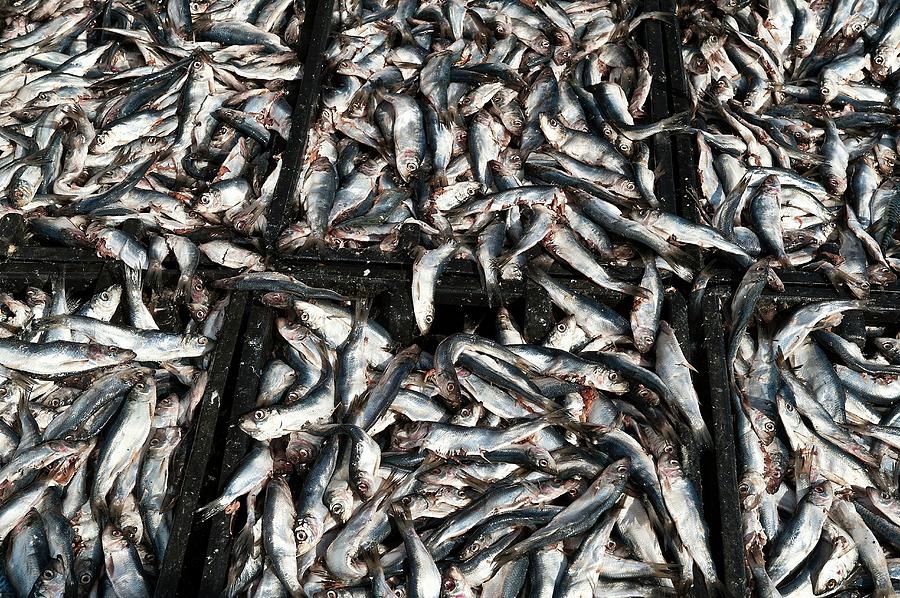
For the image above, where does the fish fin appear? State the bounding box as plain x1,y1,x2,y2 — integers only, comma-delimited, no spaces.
649,562,683,580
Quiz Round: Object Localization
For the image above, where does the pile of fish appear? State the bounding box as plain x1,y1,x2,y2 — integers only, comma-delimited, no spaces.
679,0,900,296
203,271,723,597
0,0,302,268
0,267,227,596
729,263,900,595
278,0,769,300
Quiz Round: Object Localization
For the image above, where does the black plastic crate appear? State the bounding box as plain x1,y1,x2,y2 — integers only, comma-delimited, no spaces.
195,266,721,597
263,0,687,269
0,260,245,597
699,283,900,598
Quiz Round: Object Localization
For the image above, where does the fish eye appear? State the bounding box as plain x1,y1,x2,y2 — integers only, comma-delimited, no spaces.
539,39,549,48
882,491,892,500
299,311,310,321
425,314,434,324
815,485,825,494
786,404,794,412
404,160,418,173
709,35,718,42
101,292,110,301
253,410,266,420
608,372,619,381
826,580,837,590
875,55,885,65
556,322,568,332
197,336,208,345
616,464,628,473
42,569,54,580
459,407,469,417
606,540,617,550
295,529,308,542
742,99,753,107
192,60,203,70
195,309,207,319
80,573,92,585
331,503,344,514
763,421,775,432
136,381,146,390
446,382,456,392
624,182,635,191
443,579,456,591
538,458,548,467
150,438,160,447
668,458,679,466
739,482,749,493
112,529,122,538
548,118,560,128
327,591,338,598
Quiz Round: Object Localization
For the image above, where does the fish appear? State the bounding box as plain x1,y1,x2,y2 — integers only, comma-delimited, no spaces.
0,268,228,595
679,0,900,295
727,293,900,593
0,0,299,280
209,280,719,597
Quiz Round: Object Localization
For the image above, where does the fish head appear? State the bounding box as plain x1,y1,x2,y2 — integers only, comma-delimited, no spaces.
808,480,834,508
194,187,223,214
814,533,855,593
391,421,430,452
431,367,462,407
324,487,355,523
147,427,182,457
285,432,317,467
634,384,661,406
396,149,421,182
655,454,684,482
538,114,567,147
183,333,214,356
442,565,473,598
866,487,900,518
294,515,325,556
819,78,839,104
238,406,281,440
34,556,66,592
876,337,900,362
632,326,656,354
524,444,558,474
628,208,656,225
602,457,631,486
738,472,766,511
89,343,136,364
10,178,35,207
75,556,98,590
399,492,436,519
